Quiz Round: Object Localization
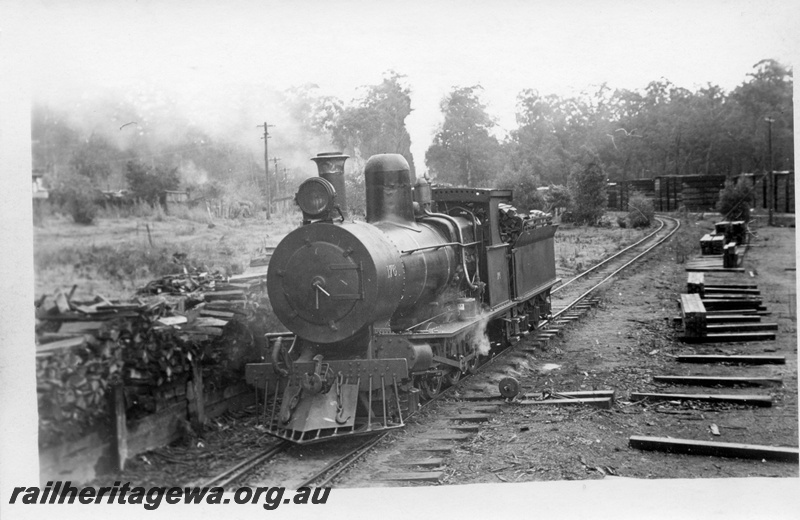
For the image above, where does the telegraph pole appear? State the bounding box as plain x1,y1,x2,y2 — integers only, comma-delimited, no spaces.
257,121,275,219
272,157,281,197
765,117,774,226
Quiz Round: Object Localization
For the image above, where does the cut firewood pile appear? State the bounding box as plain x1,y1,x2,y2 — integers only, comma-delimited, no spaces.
498,203,552,244
34,262,272,448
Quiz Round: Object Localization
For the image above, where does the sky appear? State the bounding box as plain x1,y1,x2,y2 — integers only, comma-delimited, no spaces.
8,0,799,172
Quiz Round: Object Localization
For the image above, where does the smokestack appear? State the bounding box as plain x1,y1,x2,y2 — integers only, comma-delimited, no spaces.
311,152,349,218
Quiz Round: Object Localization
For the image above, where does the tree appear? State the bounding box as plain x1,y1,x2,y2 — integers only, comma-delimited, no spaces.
425,85,500,186
327,71,416,175
125,161,180,205
69,134,118,185
569,161,607,225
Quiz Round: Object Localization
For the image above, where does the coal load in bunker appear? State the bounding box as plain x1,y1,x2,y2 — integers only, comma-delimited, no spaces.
246,152,559,443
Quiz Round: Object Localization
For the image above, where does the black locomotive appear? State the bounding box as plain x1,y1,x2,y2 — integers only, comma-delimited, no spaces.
246,152,559,443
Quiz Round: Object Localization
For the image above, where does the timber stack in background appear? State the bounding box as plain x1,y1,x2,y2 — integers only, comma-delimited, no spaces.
606,171,795,214
34,260,272,483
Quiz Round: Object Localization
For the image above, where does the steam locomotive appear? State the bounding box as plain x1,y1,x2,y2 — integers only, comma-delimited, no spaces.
245,152,559,443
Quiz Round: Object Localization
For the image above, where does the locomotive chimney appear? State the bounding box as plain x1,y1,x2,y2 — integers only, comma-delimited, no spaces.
365,154,415,224
311,152,349,218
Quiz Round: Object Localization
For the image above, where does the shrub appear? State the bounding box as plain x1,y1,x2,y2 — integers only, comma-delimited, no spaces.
545,184,571,213
49,173,100,225
716,178,753,222
626,191,655,228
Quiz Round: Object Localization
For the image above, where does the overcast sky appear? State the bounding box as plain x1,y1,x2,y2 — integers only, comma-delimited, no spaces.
10,0,800,168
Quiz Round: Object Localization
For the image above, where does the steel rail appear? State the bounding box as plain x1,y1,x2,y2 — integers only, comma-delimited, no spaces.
553,217,667,294
552,215,681,319
295,432,388,489
199,440,291,489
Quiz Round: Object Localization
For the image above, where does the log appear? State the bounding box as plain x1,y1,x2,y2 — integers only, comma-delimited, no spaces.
629,436,798,462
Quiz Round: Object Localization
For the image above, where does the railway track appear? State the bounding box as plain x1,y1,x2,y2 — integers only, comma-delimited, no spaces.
193,215,682,489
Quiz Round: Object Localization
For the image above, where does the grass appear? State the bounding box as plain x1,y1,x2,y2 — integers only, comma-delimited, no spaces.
34,209,301,300
554,213,654,277
35,208,656,302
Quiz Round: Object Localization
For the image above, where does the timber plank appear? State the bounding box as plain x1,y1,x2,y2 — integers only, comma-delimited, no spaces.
408,445,455,454
515,397,612,409
704,288,760,295
447,414,492,422
705,283,759,290
378,471,443,482
392,458,445,468
681,293,706,337
681,331,776,343
199,309,236,319
652,375,782,386
676,354,785,365
630,392,772,407
687,272,705,296
204,290,246,301
707,315,762,323
629,435,798,462
58,321,106,333
421,433,472,441
705,323,777,333
36,335,88,354
449,425,481,433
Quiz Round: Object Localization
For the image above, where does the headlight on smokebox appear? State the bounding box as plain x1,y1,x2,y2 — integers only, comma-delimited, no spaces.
296,177,336,217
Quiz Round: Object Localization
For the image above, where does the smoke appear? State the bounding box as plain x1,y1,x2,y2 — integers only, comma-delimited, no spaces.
33,80,339,191
471,314,492,357
178,159,209,186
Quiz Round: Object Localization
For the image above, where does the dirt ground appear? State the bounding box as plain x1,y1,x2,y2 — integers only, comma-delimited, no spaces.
338,215,798,486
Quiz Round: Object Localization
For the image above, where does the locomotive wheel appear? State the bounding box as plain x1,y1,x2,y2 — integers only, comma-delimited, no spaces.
444,367,461,386
419,373,443,400
467,353,480,374
498,377,520,399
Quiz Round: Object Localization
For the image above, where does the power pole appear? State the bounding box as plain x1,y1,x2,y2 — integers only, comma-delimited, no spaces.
282,167,288,196
765,117,774,226
257,121,275,219
272,157,281,197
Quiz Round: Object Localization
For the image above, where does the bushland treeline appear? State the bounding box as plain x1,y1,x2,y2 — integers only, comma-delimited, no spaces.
32,59,792,220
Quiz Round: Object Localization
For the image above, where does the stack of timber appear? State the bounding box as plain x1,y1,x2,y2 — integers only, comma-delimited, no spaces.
700,234,725,255
34,262,270,463
678,274,776,343
715,221,747,246
686,252,744,272
654,175,727,211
